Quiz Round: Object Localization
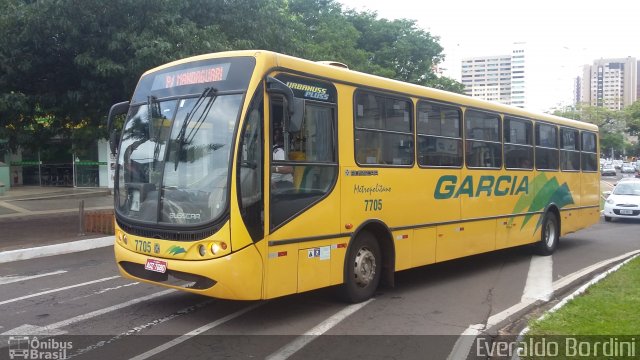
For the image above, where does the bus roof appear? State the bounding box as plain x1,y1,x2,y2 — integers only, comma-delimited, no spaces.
143,50,598,132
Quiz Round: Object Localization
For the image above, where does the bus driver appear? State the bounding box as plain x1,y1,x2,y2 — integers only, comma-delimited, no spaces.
272,130,294,190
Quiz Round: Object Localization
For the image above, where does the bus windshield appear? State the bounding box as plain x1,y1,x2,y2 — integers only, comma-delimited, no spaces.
114,56,255,228
116,92,242,226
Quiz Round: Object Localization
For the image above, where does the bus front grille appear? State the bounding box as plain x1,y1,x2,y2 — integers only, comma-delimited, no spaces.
119,261,216,290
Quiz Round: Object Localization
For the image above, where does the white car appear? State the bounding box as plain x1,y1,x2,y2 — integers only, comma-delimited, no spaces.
603,179,640,222
621,164,635,173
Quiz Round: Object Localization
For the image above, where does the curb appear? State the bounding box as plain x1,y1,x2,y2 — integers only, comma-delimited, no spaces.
448,250,640,360
512,252,640,359
0,236,114,264
487,249,640,331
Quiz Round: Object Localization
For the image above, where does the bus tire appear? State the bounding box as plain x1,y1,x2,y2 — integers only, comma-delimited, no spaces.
604,216,612,222
341,231,381,303
535,212,559,256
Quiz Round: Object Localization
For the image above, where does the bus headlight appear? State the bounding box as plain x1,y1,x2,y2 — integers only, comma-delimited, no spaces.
198,244,206,257
606,199,615,204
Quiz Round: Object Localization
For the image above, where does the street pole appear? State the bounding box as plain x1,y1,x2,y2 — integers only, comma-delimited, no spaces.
78,199,85,236
72,153,76,188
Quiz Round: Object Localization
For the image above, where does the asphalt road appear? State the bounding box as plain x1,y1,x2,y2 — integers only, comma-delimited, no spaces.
0,215,638,360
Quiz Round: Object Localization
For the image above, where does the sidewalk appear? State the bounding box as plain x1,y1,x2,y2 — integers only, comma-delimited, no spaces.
0,186,114,251
0,186,112,218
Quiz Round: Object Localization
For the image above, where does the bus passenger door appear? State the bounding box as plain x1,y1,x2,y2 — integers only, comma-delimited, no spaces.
264,75,339,298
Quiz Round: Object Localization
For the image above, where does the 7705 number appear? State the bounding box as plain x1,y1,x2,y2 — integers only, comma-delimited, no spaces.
135,239,151,253
364,199,383,211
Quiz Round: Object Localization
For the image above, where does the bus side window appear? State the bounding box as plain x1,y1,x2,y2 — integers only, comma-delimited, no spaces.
535,123,559,171
581,132,598,171
417,101,463,168
354,91,413,166
504,117,533,170
465,110,501,169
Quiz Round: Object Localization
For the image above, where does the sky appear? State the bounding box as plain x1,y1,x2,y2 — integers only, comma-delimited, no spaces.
337,0,640,112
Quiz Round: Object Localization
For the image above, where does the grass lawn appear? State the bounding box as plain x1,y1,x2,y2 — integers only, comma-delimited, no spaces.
528,256,640,335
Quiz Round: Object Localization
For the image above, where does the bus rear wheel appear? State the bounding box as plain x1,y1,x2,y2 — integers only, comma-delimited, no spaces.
341,231,381,303
535,212,559,256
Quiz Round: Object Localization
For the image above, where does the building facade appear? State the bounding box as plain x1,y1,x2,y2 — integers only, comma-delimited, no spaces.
580,57,637,110
573,76,582,106
461,43,527,108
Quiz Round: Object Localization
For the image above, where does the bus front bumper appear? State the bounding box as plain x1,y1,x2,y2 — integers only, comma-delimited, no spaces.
114,242,263,300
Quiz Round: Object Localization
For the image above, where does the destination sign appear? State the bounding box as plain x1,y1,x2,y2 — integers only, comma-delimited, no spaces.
151,63,230,91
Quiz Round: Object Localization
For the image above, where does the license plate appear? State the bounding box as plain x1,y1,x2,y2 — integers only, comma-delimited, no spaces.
145,259,167,273
620,209,633,215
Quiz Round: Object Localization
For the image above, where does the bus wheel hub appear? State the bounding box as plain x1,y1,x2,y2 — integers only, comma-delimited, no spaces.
354,247,376,288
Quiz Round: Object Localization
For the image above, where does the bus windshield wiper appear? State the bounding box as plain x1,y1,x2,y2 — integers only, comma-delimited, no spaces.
148,96,165,170
174,87,218,170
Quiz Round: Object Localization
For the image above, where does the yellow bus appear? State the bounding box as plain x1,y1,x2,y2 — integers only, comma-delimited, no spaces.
107,50,600,303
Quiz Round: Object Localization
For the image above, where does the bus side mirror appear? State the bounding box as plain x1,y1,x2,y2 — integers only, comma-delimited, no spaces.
265,77,305,132
107,101,130,155
266,77,294,113
603,191,611,197
109,131,120,156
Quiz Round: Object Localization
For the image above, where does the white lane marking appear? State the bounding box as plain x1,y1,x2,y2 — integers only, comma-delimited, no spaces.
521,255,553,302
0,206,112,219
0,236,114,264
265,299,373,360
0,276,120,306
69,298,216,359
129,302,263,360
1,289,175,336
0,201,32,214
62,282,139,303
0,324,65,336
446,323,485,360
0,270,68,285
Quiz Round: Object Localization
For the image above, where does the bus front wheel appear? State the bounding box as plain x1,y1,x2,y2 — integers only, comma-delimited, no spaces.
535,212,559,256
342,231,381,303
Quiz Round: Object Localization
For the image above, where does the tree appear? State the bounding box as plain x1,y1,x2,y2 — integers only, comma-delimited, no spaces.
271,0,463,93
0,0,463,157
624,100,640,138
287,0,375,70
0,0,229,154
344,10,462,92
